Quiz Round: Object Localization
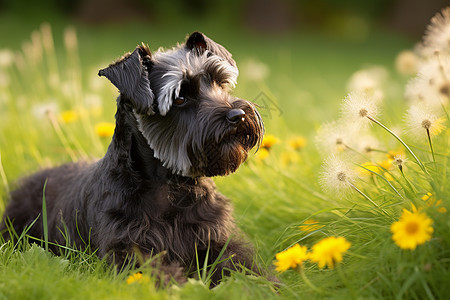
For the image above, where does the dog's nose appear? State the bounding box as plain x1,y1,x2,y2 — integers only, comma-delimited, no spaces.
226,109,246,124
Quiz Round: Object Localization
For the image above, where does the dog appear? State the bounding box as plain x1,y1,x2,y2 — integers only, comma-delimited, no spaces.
0,32,264,285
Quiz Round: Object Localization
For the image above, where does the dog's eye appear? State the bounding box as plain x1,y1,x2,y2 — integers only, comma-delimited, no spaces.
174,96,187,106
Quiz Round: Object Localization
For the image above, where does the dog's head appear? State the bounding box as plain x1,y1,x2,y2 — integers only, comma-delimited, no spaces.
99,32,264,177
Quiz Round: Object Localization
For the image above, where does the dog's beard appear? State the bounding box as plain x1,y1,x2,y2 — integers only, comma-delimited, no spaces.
136,103,263,178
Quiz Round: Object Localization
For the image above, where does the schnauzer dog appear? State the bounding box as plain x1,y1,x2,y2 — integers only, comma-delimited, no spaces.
0,32,264,285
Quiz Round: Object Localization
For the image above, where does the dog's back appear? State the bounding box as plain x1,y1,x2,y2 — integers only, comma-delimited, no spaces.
0,162,90,249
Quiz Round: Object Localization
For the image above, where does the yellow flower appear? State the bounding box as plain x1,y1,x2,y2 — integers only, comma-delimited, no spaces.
421,192,433,202
261,134,279,150
386,150,404,160
281,150,300,167
358,162,380,176
383,172,394,182
274,244,309,272
310,237,351,269
379,159,393,171
390,206,433,250
299,220,323,233
59,110,79,123
255,148,270,161
288,136,307,150
95,122,115,137
126,272,150,284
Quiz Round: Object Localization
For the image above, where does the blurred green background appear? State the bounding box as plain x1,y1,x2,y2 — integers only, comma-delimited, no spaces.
1,0,445,129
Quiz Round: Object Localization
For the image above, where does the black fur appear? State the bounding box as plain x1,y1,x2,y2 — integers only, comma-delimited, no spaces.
0,32,263,286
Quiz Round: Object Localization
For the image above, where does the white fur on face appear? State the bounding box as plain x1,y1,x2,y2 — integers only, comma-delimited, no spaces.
152,48,239,116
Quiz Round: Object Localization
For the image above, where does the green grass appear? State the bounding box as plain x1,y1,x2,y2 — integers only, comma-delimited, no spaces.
0,16,449,299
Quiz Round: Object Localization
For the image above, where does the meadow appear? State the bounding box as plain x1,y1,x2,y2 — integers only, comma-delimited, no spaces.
0,9,449,299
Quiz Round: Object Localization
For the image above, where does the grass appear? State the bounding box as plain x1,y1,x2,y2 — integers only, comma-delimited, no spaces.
0,16,449,299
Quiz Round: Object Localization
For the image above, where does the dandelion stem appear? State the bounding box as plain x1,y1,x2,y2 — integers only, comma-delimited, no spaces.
348,181,389,216
297,266,324,294
399,167,416,193
425,128,437,168
366,115,429,176
360,165,405,201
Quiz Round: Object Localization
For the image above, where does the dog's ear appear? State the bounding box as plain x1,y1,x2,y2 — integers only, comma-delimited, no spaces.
185,31,236,67
99,45,155,115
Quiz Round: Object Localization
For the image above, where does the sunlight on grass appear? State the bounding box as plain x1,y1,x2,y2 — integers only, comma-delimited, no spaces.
0,8,449,299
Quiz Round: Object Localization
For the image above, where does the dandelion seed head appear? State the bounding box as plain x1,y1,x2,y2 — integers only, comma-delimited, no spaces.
405,103,446,142
346,66,388,93
341,90,380,128
419,7,450,57
319,155,356,196
395,50,418,76
315,121,358,157
406,57,450,107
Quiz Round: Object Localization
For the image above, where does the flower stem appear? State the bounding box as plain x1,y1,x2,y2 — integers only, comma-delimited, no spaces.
426,128,437,168
366,115,429,176
297,266,324,294
348,181,389,216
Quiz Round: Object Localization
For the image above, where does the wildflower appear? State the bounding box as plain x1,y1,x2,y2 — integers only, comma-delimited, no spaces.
261,134,279,150
315,121,357,156
310,237,351,269
386,150,404,160
356,134,380,154
383,172,394,181
392,154,407,172
379,159,393,171
59,110,79,123
358,162,380,176
405,104,446,142
422,193,447,213
410,57,450,106
421,192,433,201
95,122,115,137
126,272,150,284
274,244,309,272
346,66,388,95
419,7,450,57
299,220,323,233
319,155,357,196
288,136,307,150
255,148,270,162
32,102,59,119
395,50,418,76
281,150,300,167
391,206,433,250
340,90,380,128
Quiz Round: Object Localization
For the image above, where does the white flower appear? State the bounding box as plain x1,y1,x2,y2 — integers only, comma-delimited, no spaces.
404,104,446,142
315,120,358,157
319,155,357,196
340,90,380,128
346,66,388,94
32,101,59,119
419,7,450,57
412,57,450,106
355,134,381,154
395,50,418,76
